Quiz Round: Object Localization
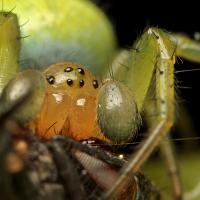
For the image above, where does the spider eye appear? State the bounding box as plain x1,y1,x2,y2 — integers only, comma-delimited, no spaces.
46,75,55,84
64,67,73,72
79,80,84,87
67,79,73,86
92,80,98,89
77,67,85,75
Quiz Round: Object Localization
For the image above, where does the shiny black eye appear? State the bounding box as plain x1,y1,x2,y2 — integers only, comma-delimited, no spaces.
79,80,84,87
64,67,73,72
77,67,85,75
47,76,55,84
67,79,73,86
92,80,98,88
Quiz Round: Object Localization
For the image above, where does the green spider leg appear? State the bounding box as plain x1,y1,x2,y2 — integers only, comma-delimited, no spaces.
102,27,200,199
160,138,182,199
0,11,20,95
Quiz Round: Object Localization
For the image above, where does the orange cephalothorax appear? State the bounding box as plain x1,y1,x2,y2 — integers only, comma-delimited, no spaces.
29,62,106,141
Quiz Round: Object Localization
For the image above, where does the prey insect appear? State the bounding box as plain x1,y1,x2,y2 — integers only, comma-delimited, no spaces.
1,1,200,200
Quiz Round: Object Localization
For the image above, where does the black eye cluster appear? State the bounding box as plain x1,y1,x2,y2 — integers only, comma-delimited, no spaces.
64,67,85,87
46,66,99,89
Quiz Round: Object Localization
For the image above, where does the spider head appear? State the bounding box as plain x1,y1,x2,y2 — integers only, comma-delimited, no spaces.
44,62,99,95
29,62,103,140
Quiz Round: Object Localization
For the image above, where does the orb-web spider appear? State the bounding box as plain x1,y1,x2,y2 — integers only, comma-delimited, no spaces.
1,1,200,200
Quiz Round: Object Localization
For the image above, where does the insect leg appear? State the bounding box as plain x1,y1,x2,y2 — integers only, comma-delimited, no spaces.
103,28,176,199
47,138,87,200
0,69,46,125
172,33,200,63
160,138,182,200
144,85,182,199
0,102,39,200
0,11,20,94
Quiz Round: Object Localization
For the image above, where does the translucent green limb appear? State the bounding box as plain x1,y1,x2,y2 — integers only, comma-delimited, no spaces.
103,28,176,199
143,60,182,199
160,138,183,200
0,12,20,95
172,33,200,63
110,28,176,111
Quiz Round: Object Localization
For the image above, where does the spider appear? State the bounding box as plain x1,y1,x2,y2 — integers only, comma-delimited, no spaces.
1,1,200,200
